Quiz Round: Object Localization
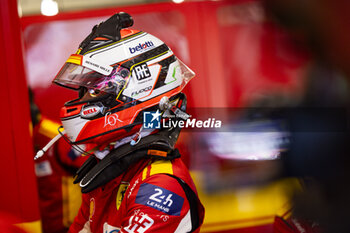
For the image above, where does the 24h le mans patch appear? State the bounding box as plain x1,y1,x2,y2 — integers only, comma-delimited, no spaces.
135,183,184,216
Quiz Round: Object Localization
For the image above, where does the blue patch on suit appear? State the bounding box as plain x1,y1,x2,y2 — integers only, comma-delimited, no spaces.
135,183,184,216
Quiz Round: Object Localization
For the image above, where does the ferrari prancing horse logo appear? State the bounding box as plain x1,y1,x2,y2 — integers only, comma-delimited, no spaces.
116,182,129,210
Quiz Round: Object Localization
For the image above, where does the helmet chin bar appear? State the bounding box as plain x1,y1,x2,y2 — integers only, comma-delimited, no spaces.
58,126,93,156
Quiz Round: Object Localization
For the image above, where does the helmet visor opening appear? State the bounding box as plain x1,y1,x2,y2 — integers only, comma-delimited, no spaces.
53,63,130,96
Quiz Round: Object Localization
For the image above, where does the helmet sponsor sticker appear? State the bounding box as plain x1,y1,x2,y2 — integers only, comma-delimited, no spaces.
132,63,151,81
129,41,155,54
104,112,123,128
131,86,152,97
123,64,161,99
135,183,184,216
81,56,113,76
81,105,101,118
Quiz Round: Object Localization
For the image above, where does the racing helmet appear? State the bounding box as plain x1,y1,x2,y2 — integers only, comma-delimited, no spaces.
53,13,194,147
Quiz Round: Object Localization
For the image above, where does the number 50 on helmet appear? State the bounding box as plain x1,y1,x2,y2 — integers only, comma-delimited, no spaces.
53,13,195,147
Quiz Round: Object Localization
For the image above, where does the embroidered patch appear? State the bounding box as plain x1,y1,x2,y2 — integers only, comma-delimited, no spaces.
124,212,154,233
135,183,184,216
116,182,129,210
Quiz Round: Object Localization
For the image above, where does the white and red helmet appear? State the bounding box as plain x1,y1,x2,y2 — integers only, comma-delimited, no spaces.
53,13,194,148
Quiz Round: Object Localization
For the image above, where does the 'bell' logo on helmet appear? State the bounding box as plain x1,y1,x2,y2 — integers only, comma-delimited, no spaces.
129,41,155,54
81,105,101,118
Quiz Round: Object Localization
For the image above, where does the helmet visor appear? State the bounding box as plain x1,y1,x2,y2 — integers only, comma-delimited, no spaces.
53,63,130,96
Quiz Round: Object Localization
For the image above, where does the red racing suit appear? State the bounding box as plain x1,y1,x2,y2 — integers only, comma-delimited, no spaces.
69,156,204,233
